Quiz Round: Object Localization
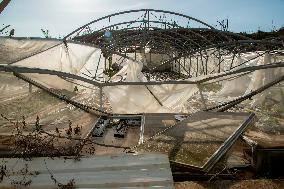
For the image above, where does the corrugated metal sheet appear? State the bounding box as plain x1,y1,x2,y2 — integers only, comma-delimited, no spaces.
0,153,174,189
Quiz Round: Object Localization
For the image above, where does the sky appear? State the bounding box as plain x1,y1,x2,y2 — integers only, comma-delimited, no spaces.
1,0,284,38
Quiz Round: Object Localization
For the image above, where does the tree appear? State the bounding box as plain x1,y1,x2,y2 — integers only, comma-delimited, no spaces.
41,29,51,38
0,24,14,37
217,19,229,31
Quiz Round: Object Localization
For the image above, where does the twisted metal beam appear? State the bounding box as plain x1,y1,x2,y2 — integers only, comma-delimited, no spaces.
1,62,283,87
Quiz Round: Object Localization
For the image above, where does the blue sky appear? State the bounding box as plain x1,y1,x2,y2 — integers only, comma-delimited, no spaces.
1,0,284,37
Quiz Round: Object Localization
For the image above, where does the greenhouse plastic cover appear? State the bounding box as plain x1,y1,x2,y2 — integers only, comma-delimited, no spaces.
0,38,199,113
103,60,198,113
0,37,283,113
0,37,106,90
216,52,284,105
0,37,61,65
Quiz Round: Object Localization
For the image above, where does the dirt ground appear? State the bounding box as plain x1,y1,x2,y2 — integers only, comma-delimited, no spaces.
175,179,284,189
0,73,98,132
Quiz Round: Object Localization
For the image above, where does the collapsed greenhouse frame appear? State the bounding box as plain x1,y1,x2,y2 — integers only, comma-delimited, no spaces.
0,9,284,188
0,9,284,115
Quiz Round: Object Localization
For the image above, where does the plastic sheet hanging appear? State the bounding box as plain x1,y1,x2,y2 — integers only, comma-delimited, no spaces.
103,59,198,114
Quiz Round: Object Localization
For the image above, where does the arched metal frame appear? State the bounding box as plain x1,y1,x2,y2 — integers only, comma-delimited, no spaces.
63,9,283,82
2,9,280,86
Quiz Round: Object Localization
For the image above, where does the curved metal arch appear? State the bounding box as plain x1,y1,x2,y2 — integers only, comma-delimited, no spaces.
82,29,192,62
64,9,216,40
109,35,181,53
95,20,183,33
188,28,251,40
90,26,203,51
62,9,284,80
98,35,187,69
97,26,244,43
78,22,197,49
65,9,249,62
73,22,239,64
98,29,193,54
84,24,228,58
73,21,235,50
102,26,216,48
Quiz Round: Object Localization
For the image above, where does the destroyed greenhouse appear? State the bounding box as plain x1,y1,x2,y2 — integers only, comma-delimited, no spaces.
0,9,284,188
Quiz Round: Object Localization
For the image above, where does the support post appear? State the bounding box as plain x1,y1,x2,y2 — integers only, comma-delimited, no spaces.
205,55,209,75
134,45,137,60
196,57,199,77
149,51,151,65
218,49,221,73
99,86,103,111
189,55,192,77
197,84,207,110
108,54,112,71
178,58,181,77
29,83,32,93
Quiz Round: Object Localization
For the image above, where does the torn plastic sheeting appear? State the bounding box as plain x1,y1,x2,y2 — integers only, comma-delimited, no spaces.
216,52,284,99
10,40,106,90
103,59,199,114
12,42,103,75
217,55,258,97
245,53,284,105
0,37,62,65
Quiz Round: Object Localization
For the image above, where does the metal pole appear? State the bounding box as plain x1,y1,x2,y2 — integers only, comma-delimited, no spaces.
196,56,199,77
29,83,32,93
218,49,221,73
189,55,192,77
147,10,150,29
205,55,209,75
99,86,103,111
178,58,181,76
197,84,207,110
149,50,152,65
134,44,137,60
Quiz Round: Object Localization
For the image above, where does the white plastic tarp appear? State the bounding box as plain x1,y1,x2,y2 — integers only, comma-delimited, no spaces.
209,52,284,108
2,37,283,113
10,40,106,90
0,37,61,65
103,60,198,114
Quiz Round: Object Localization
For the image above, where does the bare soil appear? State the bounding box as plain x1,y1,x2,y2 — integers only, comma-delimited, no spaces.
175,179,284,189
